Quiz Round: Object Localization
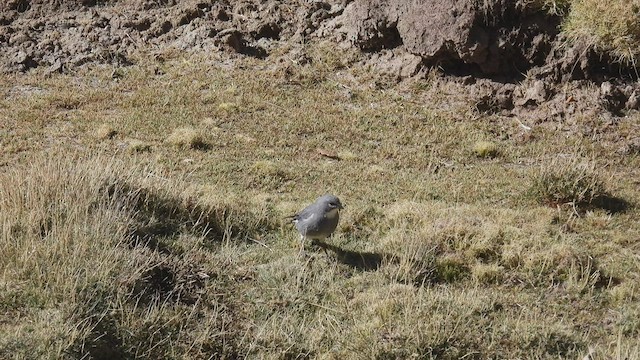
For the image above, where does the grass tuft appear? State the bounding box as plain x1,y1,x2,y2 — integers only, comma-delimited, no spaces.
563,0,640,65
250,160,292,190
473,140,498,158
0,154,276,358
534,0,572,15
93,123,117,140
472,263,505,284
435,255,470,283
529,156,608,208
127,139,151,153
217,102,238,112
165,127,208,150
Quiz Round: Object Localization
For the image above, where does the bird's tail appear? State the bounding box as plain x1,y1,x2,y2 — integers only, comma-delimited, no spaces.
283,214,299,222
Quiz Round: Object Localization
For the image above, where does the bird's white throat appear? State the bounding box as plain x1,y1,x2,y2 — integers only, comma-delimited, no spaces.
325,208,339,219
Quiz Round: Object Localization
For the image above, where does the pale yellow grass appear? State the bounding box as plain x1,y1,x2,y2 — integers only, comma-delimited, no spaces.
564,0,640,64
0,48,639,358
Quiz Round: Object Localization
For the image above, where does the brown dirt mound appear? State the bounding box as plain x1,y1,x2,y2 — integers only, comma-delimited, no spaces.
333,0,561,77
0,0,346,72
327,0,639,82
1,0,635,80
1,0,640,119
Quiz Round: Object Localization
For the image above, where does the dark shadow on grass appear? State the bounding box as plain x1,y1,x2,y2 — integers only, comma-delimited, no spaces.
191,141,212,151
131,223,179,254
82,315,129,360
310,240,389,271
241,45,268,59
103,181,276,252
310,240,480,287
591,195,631,214
543,195,631,216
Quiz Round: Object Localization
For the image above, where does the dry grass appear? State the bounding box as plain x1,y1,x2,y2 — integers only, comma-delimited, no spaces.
93,123,117,140
164,126,208,149
0,154,278,359
529,155,607,208
0,46,639,358
563,0,640,64
127,139,151,153
473,140,498,158
536,0,573,15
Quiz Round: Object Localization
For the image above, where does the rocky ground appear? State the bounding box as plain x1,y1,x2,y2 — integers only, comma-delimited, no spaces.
1,0,639,152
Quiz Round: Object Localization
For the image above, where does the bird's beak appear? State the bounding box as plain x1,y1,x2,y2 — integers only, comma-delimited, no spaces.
338,203,344,209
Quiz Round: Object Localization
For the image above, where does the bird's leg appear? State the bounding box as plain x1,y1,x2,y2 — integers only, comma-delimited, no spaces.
321,237,330,257
299,235,306,256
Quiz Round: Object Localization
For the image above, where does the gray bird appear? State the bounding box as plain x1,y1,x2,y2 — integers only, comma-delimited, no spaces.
288,194,343,253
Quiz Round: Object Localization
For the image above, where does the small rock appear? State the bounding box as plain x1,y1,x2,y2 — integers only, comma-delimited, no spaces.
600,81,614,96
9,32,30,45
400,54,423,78
617,137,640,155
44,59,64,76
625,90,639,110
528,80,547,104
460,75,475,85
215,28,244,53
369,51,423,79
600,81,626,113
495,84,515,110
13,50,28,64
515,80,549,107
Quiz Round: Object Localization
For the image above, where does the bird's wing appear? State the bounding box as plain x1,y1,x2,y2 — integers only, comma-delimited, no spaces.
296,211,316,224
288,202,318,222
292,203,323,233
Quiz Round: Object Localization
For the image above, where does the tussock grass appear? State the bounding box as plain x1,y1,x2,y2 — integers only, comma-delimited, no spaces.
164,126,208,149
217,102,238,112
0,156,152,357
563,0,640,65
473,140,498,158
529,155,607,208
251,160,292,190
472,262,505,284
93,123,117,140
127,139,151,153
0,154,274,358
